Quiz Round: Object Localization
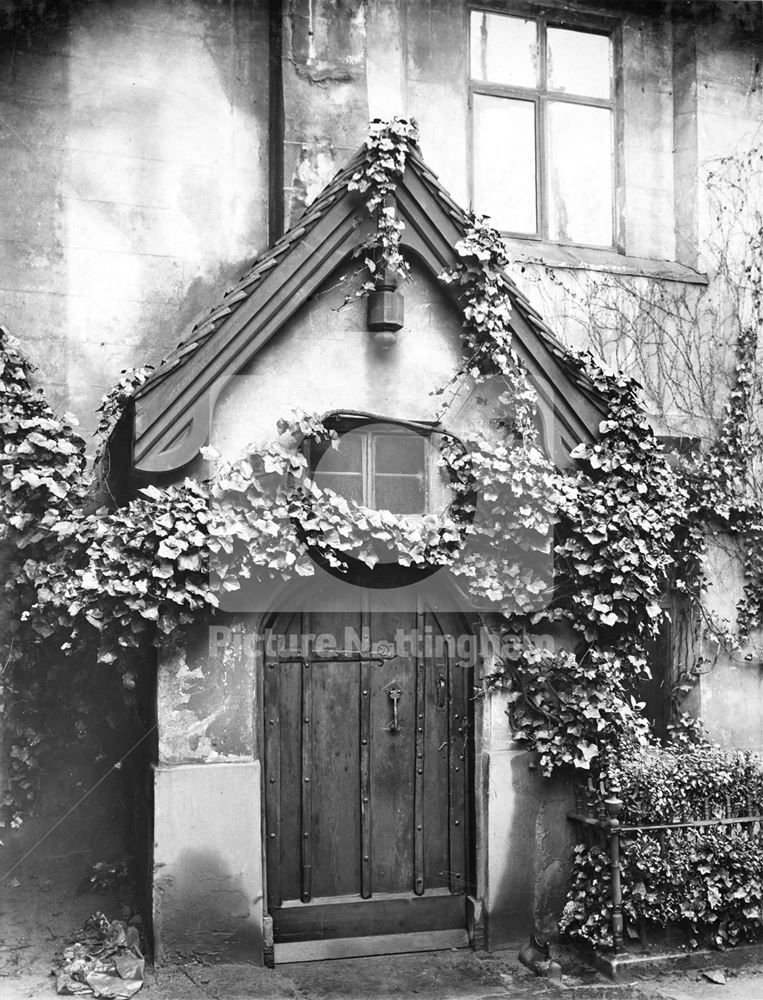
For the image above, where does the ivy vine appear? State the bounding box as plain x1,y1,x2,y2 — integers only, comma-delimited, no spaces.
561,736,763,950
3,119,763,953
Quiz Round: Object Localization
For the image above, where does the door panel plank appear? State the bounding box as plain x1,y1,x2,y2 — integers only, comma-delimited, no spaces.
413,607,426,896
369,607,415,894
300,629,313,903
264,655,281,908
360,647,372,899
279,635,303,903
274,928,469,963
273,894,467,942
423,640,451,893
310,608,362,899
447,639,467,895
310,657,361,898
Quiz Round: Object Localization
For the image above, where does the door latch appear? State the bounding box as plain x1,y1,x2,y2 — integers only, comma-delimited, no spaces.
436,672,447,711
387,684,401,734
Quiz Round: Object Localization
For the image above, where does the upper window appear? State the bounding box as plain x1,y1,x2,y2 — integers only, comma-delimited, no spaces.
310,422,428,515
469,8,616,248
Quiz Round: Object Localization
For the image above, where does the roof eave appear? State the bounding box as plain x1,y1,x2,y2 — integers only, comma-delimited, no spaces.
131,149,606,474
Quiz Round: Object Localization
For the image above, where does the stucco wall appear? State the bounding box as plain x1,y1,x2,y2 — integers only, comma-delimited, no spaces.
0,0,270,964
153,761,263,963
695,3,763,260
152,618,264,961
698,540,763,756
0,0,269,437
211,258,474,458
479,688,574,947
621,13,676,262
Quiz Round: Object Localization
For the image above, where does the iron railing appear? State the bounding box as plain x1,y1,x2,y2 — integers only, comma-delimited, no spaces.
568,774,763,952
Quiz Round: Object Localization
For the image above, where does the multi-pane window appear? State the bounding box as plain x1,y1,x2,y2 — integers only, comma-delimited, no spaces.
310,423,428,515
470,9,616,248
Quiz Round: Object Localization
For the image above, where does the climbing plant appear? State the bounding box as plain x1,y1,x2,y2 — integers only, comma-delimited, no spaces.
3,118,763,952
348,115,419,291
560,736,763,950
0,119,688,807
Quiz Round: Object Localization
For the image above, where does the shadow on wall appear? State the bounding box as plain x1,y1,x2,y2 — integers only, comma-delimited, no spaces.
153,848,263,963
489,751,575,946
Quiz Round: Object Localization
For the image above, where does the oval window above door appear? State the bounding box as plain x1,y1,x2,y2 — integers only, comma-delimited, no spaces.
299,415,471,589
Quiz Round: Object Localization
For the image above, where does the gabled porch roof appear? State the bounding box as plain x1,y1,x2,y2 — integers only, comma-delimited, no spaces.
131,144,607,473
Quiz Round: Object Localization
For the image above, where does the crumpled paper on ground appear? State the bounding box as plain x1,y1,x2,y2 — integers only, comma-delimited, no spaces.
55,914,144,998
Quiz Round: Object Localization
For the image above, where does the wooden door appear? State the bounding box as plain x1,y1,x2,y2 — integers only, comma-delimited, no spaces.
263,590,473,962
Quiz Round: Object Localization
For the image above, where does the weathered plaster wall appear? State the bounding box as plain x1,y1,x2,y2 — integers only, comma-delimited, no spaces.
480,688,574,946
621,12,676,262
280,0,469,229
699,540,763,756
211,259,466,456
152,620,264,961
281,0,369,226
0,0,269,437
0,0,269,964
157,621,257,766
402,0,469,208
153,761,263,963
695,3,763,262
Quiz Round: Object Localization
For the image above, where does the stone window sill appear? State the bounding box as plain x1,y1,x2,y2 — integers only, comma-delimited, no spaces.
504,238,709,286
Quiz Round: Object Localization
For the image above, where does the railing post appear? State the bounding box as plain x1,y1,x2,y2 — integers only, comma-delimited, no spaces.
605,785,624,953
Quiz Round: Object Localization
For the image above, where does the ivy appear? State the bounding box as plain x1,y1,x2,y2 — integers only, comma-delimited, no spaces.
0,120,702,819
3,120,763,955
348,116,419,292
555,357,692,641
94,365,153,466
0,326,90,828
561,740,763,950
502,643,649,773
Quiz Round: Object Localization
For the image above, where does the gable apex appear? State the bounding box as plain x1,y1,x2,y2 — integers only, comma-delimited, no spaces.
131,143,607,474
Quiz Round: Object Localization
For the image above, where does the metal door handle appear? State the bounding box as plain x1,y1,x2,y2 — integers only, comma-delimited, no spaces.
388,684,401,734
436,672,447,711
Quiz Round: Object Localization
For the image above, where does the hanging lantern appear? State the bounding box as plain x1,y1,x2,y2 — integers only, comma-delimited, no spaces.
367,266,404,347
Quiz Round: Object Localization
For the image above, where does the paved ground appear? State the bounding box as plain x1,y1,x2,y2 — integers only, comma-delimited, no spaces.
2,947,763,1000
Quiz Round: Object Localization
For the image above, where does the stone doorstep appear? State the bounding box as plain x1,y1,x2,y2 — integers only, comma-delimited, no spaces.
585,941,763,982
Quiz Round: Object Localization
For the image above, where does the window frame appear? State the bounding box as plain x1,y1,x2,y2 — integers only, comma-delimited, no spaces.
468,3,624,253
309,418,431,516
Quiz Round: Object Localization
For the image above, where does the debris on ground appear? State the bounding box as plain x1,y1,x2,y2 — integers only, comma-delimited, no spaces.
701,968,727,985
517,933,563,978
76,856,134,897
54,912,144,998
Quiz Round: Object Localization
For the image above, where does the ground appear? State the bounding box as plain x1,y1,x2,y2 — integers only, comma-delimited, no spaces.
1,947,763,1000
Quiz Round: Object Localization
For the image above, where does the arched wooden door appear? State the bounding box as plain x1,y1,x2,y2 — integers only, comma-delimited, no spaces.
263,586,474,962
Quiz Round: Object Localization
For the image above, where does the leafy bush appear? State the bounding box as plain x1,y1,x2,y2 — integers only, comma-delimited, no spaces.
561,739,763,950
